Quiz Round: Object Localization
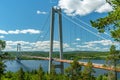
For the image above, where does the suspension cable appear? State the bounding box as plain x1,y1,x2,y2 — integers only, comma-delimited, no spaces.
30,11,50,50
61,13,108,40
34,11,50,42
73,16,111,37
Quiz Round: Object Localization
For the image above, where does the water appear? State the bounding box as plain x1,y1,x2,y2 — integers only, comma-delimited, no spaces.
5,60,49,72
80,59,106,64
4,59,120,78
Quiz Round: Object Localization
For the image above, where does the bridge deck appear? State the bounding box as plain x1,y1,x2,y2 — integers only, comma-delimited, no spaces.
23,55,120,72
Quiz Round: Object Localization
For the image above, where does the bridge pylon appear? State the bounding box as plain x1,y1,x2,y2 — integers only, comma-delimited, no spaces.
49,7,64,74
16,43,21,61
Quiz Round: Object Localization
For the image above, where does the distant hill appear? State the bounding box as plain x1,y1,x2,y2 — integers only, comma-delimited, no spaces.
4,51,109,60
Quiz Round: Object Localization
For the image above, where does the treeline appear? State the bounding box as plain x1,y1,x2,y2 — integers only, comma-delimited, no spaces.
5,51,108,60
1,59,113,80
63,51,108,60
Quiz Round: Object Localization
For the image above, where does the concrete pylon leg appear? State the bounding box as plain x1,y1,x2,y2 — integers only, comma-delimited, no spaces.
48,7,64,74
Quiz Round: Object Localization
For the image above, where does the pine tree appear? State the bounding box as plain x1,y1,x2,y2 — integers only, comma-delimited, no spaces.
0,40,6,80
24,72,31,80
81,60,95,80
107,45,119,80
0,59,6,80
65,59,82,80
37,65,44,80
96,75,103,80
17,68,25,80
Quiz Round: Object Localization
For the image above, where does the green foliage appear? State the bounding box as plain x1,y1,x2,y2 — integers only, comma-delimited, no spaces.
94,74,108,80
0,59,6,80
24,72,31,80
107,45,119,66
5,71,13,79
0,40,6,51
47,64,58,80
64,51,108,60
0,60,5,75
37,66,44,80
65,59,82,80
0,40,6,80
108,71,116,80
106,45,119,80
17,68,25,80
4,51,109,60
96,75,103,80
102,76,108,80
31,69,37,74
90,0,120,41
81,60,95,80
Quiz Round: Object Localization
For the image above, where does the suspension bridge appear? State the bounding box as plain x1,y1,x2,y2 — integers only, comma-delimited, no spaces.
21,55,120,72
15,7,120,73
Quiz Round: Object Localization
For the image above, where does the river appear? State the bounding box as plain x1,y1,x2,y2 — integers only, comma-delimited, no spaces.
4,59,120,78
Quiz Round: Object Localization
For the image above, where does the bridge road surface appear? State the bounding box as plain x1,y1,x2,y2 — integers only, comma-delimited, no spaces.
22,55,120,72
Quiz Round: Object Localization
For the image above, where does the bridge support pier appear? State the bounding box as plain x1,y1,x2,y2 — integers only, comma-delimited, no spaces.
49,7,64,74
16,43,21,61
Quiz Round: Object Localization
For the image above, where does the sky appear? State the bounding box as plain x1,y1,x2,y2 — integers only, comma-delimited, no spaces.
0,0,119,51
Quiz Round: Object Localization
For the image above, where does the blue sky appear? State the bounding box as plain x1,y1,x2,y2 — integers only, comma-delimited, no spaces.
0,0,119,51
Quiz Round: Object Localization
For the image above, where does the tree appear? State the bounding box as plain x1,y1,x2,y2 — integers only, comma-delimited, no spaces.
90,1,120,79
17,68,25,80
24,72,31,80
107,45,119,80
0,40,6,58
0,40,6,53
90,0,120,41
81,60,95,80
47,64,57,80
37,66,44,80
0,59,6,80
96,75,103,80
5,71,13,79
96,75,108,80
65,59,82,80
0,40,6,80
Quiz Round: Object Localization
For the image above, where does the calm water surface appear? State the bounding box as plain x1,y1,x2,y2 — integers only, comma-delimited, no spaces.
4,60,120,78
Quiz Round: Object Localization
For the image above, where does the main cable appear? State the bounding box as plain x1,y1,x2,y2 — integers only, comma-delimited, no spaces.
61,13,108,40
73,16,111,37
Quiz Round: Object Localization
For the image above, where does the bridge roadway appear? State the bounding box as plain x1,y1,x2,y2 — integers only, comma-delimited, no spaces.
22,55,120,72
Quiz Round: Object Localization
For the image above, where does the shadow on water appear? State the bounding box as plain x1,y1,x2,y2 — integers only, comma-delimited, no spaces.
15,60,31,71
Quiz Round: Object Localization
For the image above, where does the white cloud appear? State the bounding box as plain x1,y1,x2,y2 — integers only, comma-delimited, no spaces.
58,0,113,16
0,35,5,38
8,30,20,34
37,10,47,15
0,29,41,34
95,3,113,13
76,44,109,51
31,41,69,51
20,29,40,34
4,40,70,51
76,38,80,41
5,45,15,51
0,30,8,34
85,40,113,46
75,39,115,51
76,45,91,48
4,40,119,51
6,41,30,46
75,40,119,51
